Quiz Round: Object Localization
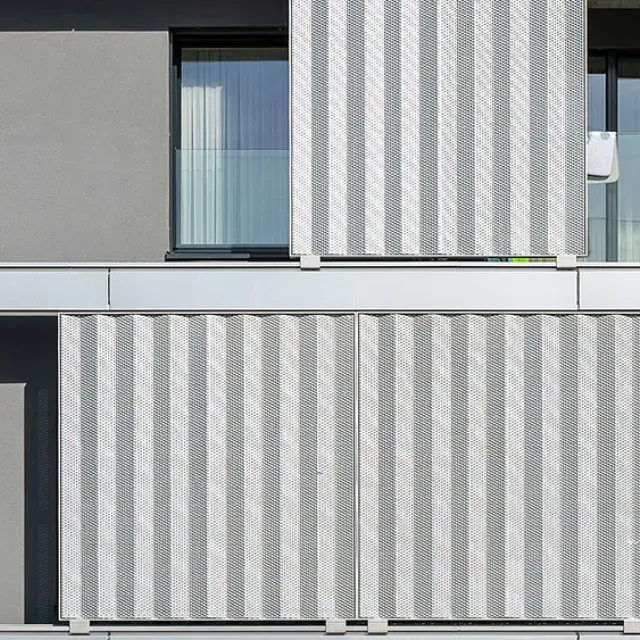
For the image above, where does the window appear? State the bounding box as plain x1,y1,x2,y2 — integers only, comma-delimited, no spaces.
588,51,640,261
172,31,289,258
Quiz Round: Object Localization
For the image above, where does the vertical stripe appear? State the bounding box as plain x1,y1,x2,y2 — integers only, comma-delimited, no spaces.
334,316,356,618
243,316,263,619
378,316,396,617
395,317,415,617
598,316,616,618
97,317,117,619
188,317,208,619
492,0,511,254
633,321,640,618
384,2,402,255
451,316,469,618
153,316,171,618
133,317,154,619
262,317,281,618
457,0,475,255
437,1,458,254
327,0,348,255
401,0,420,255
61,317,83,617
547,0,567,253
467,315,487,619
226,315,245,619
631,317,640,618
170,317,190,619
280,317,301,619
346,0,366,254
291,0,313,255
616,317,634,618
524,316,543,618
207,317,227,618
310,0,329,254
474,0,493,255
486,316,506,618
317,316,337,617
359,314,379,617
432,316,451,617
80,317,99,619
299,316,318,617
504,316,525,618
564,0,586,254
413,316,433,617
529,0,548,254
560,317,579,617
419,1,439,254
116,317,135,620
541,316,561,618
509,0,531,254
364,0,385,255
578,315,598,617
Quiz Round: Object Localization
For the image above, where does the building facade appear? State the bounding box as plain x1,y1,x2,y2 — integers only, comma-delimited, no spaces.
2,1,640,640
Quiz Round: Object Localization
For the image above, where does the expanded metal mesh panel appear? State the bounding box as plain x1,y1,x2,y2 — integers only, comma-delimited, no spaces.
359,314,640,620
60,314,356,621
290,0,586,257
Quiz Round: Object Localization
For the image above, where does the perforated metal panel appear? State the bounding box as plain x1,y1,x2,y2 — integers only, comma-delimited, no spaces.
359,314,640,620
60,314,356,621
290,0,586,257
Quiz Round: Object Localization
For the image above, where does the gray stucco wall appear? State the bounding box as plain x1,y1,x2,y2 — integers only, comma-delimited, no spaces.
0,384,24,623
0,31,169,261
0,0,287,262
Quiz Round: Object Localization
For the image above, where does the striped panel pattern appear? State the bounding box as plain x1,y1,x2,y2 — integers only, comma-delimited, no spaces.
59,314,356,621
359,314,640,620
290,0,586,258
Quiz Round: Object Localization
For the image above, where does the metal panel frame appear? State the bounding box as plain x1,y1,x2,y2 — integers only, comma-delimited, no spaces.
356,312,640,621
58,313,357,623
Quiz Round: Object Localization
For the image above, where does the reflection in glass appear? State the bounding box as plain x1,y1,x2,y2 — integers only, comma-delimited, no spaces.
617,135,640,260
588,56,606,132
588,184,606,261
587,56,606,261
178,48,289,248
619,58,640,133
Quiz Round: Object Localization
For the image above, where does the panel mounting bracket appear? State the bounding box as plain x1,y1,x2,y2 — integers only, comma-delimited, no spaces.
300,255,321,270
556,254,578,270
367,619,389,635
325,619,347,635
624,619,640,634
69,619,91,635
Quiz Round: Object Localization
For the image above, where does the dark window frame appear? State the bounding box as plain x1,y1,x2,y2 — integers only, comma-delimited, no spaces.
168,28,290,261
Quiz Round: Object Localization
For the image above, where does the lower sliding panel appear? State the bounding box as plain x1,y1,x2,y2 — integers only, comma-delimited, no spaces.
59,314,356,621
359,314,640,620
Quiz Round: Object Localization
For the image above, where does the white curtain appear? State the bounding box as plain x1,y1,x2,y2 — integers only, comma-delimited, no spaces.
179,48,289,247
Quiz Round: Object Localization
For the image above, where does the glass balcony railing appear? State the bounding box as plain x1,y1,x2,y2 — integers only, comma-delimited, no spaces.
618,134,640,261
589,133,640,261
176,149,289,249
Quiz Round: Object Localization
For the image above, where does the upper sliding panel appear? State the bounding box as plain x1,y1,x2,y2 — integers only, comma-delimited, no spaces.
290,0,586,258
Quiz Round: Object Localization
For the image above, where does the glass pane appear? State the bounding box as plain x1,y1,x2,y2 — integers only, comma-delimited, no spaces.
619,57,640,133
588,184,606,261
618,134,640,260
178,47,289,248
588,55,606,131
586,56,606,260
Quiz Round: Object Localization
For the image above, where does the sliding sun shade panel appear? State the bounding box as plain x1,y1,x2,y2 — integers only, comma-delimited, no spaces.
59,314,356,621
359,314,640,620
290,0,586,257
